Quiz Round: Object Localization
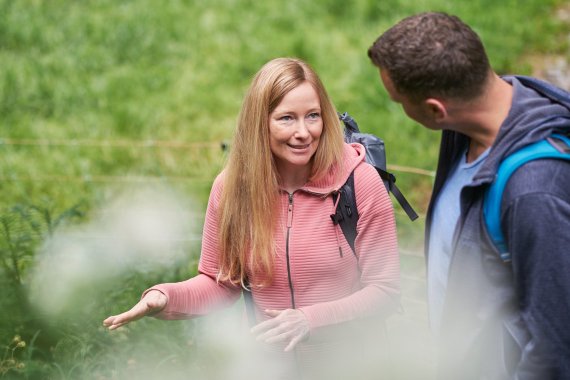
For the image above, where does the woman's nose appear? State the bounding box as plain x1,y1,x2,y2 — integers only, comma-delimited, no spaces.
294,120,310,138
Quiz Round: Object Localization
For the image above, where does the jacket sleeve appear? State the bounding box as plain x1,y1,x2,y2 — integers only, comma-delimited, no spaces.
299,163,400,329
504,160,570,378
145,173,242,320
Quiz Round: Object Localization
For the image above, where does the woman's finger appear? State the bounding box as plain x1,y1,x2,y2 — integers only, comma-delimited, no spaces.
103,290,166,330
250,314,281,334
256,322,292,342
103,305,145,329
284,331,307,352
263,328,294,344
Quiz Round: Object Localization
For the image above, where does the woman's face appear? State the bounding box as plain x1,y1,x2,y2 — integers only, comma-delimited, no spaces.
268,82,323,176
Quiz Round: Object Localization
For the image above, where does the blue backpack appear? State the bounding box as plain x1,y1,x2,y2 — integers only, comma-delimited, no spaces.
483,76,570,262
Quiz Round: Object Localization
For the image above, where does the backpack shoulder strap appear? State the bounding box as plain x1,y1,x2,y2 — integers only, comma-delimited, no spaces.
375,166,418,221
330,166,418,255
242,280,256,326
331,172,358,255
483,134,570,261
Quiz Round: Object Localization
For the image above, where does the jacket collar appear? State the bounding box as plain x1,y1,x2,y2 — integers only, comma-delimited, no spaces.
471,76,570,186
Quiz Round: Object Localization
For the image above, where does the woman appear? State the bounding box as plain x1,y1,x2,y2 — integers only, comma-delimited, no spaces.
104,58,400,379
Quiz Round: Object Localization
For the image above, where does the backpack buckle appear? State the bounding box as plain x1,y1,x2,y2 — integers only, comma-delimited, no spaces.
330,212,343,225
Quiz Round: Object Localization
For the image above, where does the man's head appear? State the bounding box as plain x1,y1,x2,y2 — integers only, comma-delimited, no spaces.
368,12,492,103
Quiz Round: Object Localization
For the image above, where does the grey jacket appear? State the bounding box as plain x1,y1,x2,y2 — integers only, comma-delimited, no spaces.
425,76,570,380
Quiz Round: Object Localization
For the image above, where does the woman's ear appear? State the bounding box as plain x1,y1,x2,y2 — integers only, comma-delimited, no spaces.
424,98,448,122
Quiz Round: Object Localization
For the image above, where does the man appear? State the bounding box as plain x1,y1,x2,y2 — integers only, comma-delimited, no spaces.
368,12,570,379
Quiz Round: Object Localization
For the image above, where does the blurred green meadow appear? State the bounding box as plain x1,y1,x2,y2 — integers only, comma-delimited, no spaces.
1,0,569,378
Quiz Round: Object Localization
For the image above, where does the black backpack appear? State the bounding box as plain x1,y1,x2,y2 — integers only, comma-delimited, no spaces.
330,112,418,255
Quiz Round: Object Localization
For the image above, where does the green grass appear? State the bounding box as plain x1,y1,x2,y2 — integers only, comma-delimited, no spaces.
1,0,569,378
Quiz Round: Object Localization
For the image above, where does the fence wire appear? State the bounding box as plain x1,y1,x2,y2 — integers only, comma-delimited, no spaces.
1,137,434,217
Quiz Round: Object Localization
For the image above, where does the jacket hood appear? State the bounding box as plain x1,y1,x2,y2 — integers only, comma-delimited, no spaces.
303,142,366,194
472,76,570,185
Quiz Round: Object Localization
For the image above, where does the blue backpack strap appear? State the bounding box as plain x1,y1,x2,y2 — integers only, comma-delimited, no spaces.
483,134,570,261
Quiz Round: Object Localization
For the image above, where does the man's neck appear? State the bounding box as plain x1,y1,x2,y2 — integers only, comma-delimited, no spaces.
466,139,490,163
452,74,514,163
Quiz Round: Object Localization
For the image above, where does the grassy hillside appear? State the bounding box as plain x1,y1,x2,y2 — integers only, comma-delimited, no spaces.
1,0,568,378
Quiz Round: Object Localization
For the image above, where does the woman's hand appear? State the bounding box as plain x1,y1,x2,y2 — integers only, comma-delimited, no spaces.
250,309,310,352
103,290,167,330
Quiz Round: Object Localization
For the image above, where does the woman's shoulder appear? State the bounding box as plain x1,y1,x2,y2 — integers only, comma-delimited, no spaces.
352,160,391,208
352,159,381,184
212,170,226,187
208,170,227,205
339,142,386,194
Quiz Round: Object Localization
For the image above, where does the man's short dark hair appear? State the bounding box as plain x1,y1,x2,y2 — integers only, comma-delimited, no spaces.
368,12,492,101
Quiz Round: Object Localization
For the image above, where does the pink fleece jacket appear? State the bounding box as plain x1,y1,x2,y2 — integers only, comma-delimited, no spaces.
148,143,399,363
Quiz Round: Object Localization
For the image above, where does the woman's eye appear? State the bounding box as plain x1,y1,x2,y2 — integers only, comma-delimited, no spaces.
307,112,320,120
279,115,293,122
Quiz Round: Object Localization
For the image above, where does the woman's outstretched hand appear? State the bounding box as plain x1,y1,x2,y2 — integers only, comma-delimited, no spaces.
103,290,167,330
250,309,309,352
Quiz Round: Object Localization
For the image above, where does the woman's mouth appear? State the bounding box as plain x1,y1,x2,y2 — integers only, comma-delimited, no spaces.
287,143,310,150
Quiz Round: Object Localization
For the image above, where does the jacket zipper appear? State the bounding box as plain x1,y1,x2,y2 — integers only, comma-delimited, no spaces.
285,192,296,309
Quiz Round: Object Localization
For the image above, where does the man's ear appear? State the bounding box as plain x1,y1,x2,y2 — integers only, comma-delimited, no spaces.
424,98,448,122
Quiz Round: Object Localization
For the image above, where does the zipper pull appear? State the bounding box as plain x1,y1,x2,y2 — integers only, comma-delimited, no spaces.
287,193,293,228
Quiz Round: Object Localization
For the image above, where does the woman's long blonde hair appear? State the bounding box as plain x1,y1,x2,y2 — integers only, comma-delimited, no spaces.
218,58,344,286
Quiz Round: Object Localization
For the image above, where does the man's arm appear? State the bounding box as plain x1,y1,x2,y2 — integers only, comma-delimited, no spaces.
504,160,570,378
